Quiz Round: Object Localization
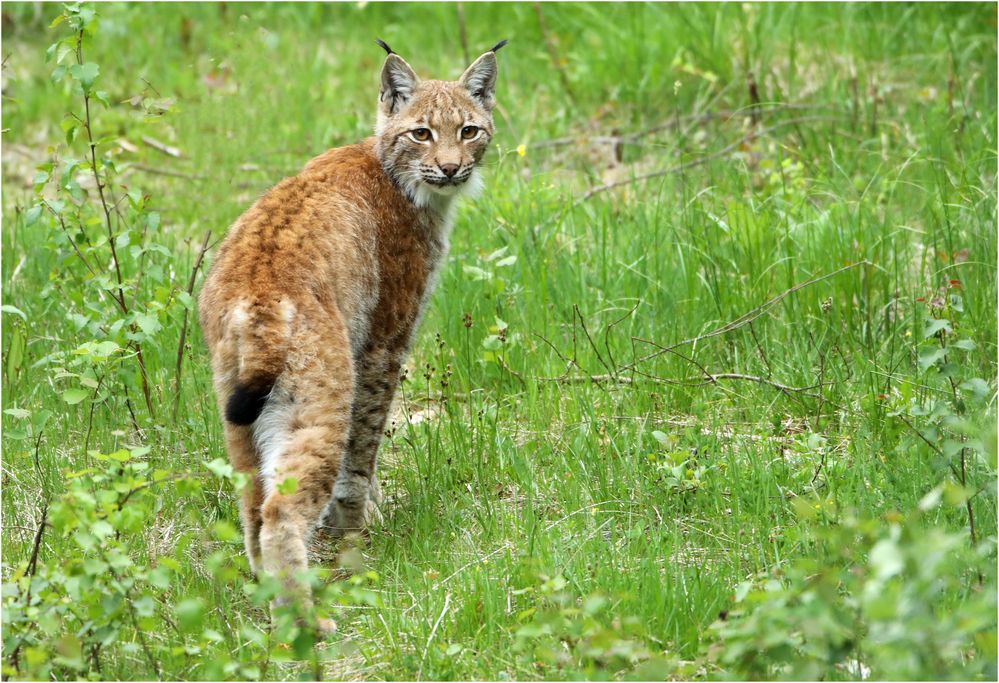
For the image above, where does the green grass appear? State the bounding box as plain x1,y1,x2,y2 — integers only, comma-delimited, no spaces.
2,2,997,680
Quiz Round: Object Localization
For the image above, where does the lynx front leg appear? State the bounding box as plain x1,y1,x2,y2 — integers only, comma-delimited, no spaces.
328,346,401,537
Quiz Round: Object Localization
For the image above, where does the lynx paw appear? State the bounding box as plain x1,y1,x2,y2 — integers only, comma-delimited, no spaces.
326,496,382,539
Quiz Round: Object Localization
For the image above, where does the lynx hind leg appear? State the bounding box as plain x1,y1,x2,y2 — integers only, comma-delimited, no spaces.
256,329,354,631
327,347,400,538
223,424,264,574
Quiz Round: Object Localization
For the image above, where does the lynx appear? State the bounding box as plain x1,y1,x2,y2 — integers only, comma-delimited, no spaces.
198,40,506,616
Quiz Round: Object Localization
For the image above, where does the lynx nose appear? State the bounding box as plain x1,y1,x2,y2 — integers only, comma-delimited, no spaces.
439,163,459,178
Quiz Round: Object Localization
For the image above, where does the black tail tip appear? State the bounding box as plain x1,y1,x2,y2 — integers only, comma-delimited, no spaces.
225,381,273,425
489,39,509,53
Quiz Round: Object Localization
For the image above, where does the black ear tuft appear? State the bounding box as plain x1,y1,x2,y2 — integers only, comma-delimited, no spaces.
375,38,394,55
489,39,509,53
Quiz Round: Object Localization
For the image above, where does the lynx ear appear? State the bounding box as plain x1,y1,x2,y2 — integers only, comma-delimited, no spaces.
460,40,506,110
379,51,419,115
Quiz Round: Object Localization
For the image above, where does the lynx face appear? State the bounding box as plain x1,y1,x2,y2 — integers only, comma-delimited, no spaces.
374,46,502,207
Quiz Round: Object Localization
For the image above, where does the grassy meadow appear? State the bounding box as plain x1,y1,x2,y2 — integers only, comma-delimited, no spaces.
2,2,997,680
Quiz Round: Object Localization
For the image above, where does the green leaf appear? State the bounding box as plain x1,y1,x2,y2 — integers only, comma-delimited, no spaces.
484,246,509,262
922,318,951,339
91,520,114,539
176,598,206,633
62,388,90,405
918,485,943,511
53,635,85,671
959,378,991,400
50,64,67,83
951,338,977,351
3,408,30,420
869,538,903,580
276,477,299,495
55,41,74,65
462,265,492,281
918,347,946,372
69,62,100,92
481,334,503,351
206,458,233,479
213,520,240,543
91,340,120,357
176,291,195,311
134,312,161,336
24,205,42,226
1,305,27,321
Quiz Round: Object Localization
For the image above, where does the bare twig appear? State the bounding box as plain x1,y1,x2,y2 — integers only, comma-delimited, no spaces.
25,502,48,580
579,115,841,202
529,104,837,150
173,230,212,422
617,261,870,375
7,501,49,673
141,134,182,158
128,163,207,181
496,355,526,388
603,301,641,378
691,373,823,394
540,373,632,385
748,322,774,377
573,304,613,377
893,412,961,482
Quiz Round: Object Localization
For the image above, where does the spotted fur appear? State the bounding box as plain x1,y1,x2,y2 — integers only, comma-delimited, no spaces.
198,44,503,620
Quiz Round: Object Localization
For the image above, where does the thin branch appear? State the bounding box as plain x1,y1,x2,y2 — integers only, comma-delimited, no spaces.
617,261,870,375
76,29,155,418
25,502,48,580
127,163,207,181
573,304,613,377
578,115,842,202
173,230,212,422
7,501,48,674
529,104,838,150
603,301,641,378
540,373,632,385
893,412,961,482
140,134,182,158
496,355,527,388
692,372,823,393
44,200,97,278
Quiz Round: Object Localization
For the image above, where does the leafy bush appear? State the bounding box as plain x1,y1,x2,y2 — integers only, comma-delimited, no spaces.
705,500,997,680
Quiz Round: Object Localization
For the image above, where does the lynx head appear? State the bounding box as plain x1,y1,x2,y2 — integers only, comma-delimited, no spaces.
374,39,506,208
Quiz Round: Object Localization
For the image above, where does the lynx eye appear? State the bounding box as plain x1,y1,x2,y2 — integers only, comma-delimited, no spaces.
461,125,480,140
410,128,432,142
